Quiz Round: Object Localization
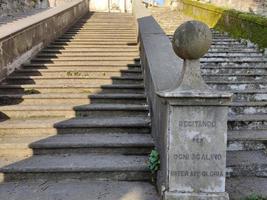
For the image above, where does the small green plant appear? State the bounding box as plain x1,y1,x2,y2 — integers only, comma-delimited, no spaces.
148,149,160,174
244,194,266,200
24,88,39,94
67,71,85,77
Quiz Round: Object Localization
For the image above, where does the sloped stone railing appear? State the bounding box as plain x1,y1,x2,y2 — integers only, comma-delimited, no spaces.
0,0,88,81
133,0,183,192
133,1,231,199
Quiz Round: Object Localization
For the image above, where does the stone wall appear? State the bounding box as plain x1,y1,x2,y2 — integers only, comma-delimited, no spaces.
0,0,76,17
0,0,89,81
199,0,267,16
0,0,50,18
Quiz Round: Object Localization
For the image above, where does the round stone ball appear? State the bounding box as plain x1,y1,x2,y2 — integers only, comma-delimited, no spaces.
172,20,212,60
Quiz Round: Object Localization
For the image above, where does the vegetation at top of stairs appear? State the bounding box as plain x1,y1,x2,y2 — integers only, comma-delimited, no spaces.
243,194,267,200
179,0,267,48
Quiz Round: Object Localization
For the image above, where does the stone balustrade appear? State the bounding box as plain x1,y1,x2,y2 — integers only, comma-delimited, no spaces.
133,1,232,199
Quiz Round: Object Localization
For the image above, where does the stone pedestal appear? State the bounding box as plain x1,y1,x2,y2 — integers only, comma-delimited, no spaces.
157,21,232,200
158,91,231,200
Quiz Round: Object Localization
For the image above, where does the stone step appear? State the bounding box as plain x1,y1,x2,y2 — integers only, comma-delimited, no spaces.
226,177,267,200
51,41,138,46
47,44,139,49
201,58,267,63
29,60,139,66
76,20,134,23
211,42,246,45
76,19,134,22
229,101,267,115
42,48,139,53
22,63,141,70
0,180,159,200
9,72,142,79
5,76,143,85
75,20,135,23
231,90,267,101
202,70,267,76
227,150,267,177
18,67,142,72
65,30,137,34
204,74,267,81
208,82,266,91
69,28,136,31
228,130,267,141
0,104,149,118
202,68,267,76
0,116,151,135
209,45,253,49
55,38,138,43
72,22,135,26
208,48,260,53
0,154,150,181
62,33,137,37
201,63,267,68
57,34,137,42
31,57,140,62
0,93,147,106
227,130,267,151
228,114,267,130
70,27,136,31
228,141,265,152
0,133,153,155
14,68,142,76
204,53,263,57
211,38,240,42
74,22,135,26
0,84,144,94
36,52,140,58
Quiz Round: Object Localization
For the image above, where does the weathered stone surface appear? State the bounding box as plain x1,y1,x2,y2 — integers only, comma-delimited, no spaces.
172,21,212,60
0,0,41,18
158,20,231,200
0,180,159,200
168,106,228,192
165,191,229,200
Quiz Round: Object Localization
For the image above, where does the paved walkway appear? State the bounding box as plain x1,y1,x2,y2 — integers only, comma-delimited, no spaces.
148,7,192,35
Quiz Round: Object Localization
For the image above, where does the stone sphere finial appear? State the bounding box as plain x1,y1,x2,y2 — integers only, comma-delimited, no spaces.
172,20,212,60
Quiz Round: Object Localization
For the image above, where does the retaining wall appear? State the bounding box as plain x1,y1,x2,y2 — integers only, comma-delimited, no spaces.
0,0,89,81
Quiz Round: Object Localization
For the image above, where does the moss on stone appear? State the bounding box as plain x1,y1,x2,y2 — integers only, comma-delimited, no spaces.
179,0,267,48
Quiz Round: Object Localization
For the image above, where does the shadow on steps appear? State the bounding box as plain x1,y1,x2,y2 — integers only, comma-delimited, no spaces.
0,11,158,200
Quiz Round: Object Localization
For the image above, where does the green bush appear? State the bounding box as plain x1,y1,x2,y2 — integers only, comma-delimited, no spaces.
244,194,266,200
148,149,160,174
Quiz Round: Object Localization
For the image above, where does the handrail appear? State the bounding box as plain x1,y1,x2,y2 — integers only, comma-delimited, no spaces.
132,1,183,194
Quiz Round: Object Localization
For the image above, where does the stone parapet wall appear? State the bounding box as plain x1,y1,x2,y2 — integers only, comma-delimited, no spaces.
0,0,89,81
0,0,50,18
0,0,76,17
132,0,184,193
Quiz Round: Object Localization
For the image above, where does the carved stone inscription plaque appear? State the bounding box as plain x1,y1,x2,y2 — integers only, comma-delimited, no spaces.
168,106,228,193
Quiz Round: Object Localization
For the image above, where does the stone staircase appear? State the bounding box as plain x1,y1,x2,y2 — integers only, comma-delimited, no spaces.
0,12,158,199
150,6,267,199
